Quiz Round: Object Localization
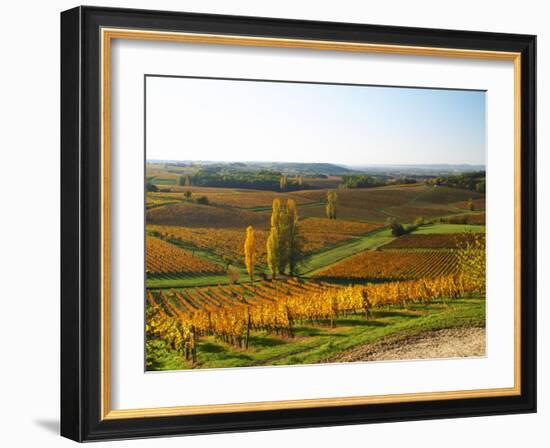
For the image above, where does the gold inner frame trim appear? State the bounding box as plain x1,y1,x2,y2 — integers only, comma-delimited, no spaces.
100,27,522,421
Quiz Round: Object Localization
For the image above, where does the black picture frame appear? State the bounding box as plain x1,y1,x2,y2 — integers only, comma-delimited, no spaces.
61,5,536,442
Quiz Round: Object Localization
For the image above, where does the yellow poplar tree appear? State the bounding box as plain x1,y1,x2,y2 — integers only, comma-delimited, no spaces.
267,199,281,277
286,199,304,275
326,190,337,219
277,204,290,275
279,175,287,191
244,225,256,282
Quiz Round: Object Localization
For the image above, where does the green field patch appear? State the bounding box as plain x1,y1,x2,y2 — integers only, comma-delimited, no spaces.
299,227,395,276
413,223,486,234
151,177,177,185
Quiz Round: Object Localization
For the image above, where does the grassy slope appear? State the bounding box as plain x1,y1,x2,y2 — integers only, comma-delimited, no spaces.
149,297,485,370
299,228,394,276
413,223,486,234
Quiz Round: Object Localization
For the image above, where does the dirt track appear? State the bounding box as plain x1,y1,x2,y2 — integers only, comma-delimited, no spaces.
325,327,486,363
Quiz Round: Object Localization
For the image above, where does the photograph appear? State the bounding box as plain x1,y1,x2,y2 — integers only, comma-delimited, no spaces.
56,4,538,442
144,76,487,371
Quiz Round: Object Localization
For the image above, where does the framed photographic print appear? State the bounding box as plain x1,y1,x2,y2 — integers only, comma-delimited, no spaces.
60,6,536,442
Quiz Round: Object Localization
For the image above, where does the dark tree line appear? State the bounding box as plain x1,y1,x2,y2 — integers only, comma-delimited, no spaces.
180,170,310,192
340,175,416,189
426,171,485,193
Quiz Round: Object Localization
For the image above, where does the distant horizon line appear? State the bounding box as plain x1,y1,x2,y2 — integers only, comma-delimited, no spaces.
146,159,486,168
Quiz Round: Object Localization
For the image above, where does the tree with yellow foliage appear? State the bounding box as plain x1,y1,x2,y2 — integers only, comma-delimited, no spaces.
456,232,485,293
326,189,337,219
267,199,281,278
279,175,287,191
266,198,304,277
286,199,304,275
244,225,256,282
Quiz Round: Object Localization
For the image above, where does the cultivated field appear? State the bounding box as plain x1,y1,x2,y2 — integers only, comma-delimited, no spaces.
146,236,225,275
380,233,485,249
314,250,460,281
145,163,486,370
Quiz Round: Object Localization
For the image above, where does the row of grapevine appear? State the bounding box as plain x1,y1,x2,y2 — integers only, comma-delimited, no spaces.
146,275,479,362
146,236,225,275
147,218,381,270
314,250,460,280
380,233,484,249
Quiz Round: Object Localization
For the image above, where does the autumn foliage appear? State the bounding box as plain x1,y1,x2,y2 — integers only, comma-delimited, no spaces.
145,236,224,275
315,250,460,280
147,275,480,359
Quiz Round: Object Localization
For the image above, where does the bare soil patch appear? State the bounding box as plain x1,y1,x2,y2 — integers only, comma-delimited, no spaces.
326,327,486,363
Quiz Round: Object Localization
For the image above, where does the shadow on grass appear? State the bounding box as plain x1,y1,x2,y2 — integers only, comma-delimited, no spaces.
294,327,326,337
199,342,227,354
312,276,415,285
371,310,421,319
247,335,287,348
334,318,388,328
198,344,254,363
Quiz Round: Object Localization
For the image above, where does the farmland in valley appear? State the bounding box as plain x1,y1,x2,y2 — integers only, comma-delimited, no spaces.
144,161,486,370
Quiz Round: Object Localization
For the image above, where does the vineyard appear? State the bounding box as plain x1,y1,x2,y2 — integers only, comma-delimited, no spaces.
454,198,486,211
146,275,479,362
314,250,460,280
381,233,485,249
146,236,225,275
148,225,269,265
196,191,313,209
146,202,270,229
444,213,486,225
147,218,382,267
298,217,382,235
144,163,486,370
294,184,425,207
386,205,460,221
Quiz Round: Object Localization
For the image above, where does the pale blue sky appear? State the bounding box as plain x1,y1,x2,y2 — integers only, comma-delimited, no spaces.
146,76,486,166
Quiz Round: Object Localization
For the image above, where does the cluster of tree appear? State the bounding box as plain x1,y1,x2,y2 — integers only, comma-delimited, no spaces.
340,175,416,189
179,170,309,192
178,175,191,187
146,182,159,192
425,171,485,193
387,216,424,237
266,199,305,277
241,199,305,281
181,190,209,205
386,177,417,186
